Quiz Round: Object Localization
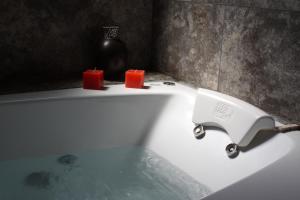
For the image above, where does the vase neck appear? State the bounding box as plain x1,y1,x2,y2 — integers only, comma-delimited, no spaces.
103,26,119,40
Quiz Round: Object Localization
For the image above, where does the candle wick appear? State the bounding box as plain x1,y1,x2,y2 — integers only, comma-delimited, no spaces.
94,67,97,71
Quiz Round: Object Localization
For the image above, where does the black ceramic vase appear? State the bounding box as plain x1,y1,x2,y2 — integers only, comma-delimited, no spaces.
99,26,128,81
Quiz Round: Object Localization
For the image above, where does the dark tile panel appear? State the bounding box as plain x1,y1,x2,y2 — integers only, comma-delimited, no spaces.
219,6,300,122
193,0,252,7
153,0,223,90
251,0,300,11
0,0,152,81
193,0,300,11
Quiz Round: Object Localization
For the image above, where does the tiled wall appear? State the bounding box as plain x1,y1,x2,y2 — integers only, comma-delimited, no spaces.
0,0,152,82
153,0,300,122
0,0,299,122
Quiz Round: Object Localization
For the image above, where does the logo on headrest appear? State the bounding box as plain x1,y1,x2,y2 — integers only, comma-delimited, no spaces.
214,102,234,120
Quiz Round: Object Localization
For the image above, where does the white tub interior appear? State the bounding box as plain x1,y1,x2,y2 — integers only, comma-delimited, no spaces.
0,83,294,196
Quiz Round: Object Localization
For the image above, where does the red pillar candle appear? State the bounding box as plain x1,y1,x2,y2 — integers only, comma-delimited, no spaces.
83,69,104,90
125,69,145,88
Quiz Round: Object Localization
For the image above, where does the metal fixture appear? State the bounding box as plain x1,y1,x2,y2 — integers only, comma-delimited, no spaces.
193,124,240,158
192,88,276,147
226,143,240,158
193,123,300,159
192,88,300,158
163,81,175,86
193,124,206,139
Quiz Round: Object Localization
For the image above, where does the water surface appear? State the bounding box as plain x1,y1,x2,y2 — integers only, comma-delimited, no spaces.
0,147,210,200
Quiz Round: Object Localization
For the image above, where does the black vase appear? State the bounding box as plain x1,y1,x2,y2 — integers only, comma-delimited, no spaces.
99,26,128,81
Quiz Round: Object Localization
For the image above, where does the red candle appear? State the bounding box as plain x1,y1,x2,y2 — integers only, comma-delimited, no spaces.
83,69,104,90
125,69,145,88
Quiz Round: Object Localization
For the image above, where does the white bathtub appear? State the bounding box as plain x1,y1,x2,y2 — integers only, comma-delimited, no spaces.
0,82,299,199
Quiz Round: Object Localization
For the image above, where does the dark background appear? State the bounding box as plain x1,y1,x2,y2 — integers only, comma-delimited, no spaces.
0,0,152,82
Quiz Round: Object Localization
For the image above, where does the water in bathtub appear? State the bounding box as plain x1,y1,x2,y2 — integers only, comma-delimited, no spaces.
0,147,211,200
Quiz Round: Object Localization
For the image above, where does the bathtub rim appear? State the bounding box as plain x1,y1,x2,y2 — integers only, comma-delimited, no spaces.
0,82,196,105
0,81,299,197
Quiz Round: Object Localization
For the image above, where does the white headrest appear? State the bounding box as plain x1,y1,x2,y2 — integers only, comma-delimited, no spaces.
192,88,275,147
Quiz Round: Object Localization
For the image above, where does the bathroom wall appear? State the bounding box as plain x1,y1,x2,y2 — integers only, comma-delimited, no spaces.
1,0,299,123
152,0,300,123
0,0,152,83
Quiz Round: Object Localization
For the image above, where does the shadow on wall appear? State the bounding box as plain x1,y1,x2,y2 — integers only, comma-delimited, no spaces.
0,0,152,83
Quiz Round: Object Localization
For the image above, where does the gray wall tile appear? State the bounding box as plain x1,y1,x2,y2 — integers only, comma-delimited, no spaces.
219,6,300,122
193,0,300,11
153,1,300,122
251,0,300,11
153,0,223,90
